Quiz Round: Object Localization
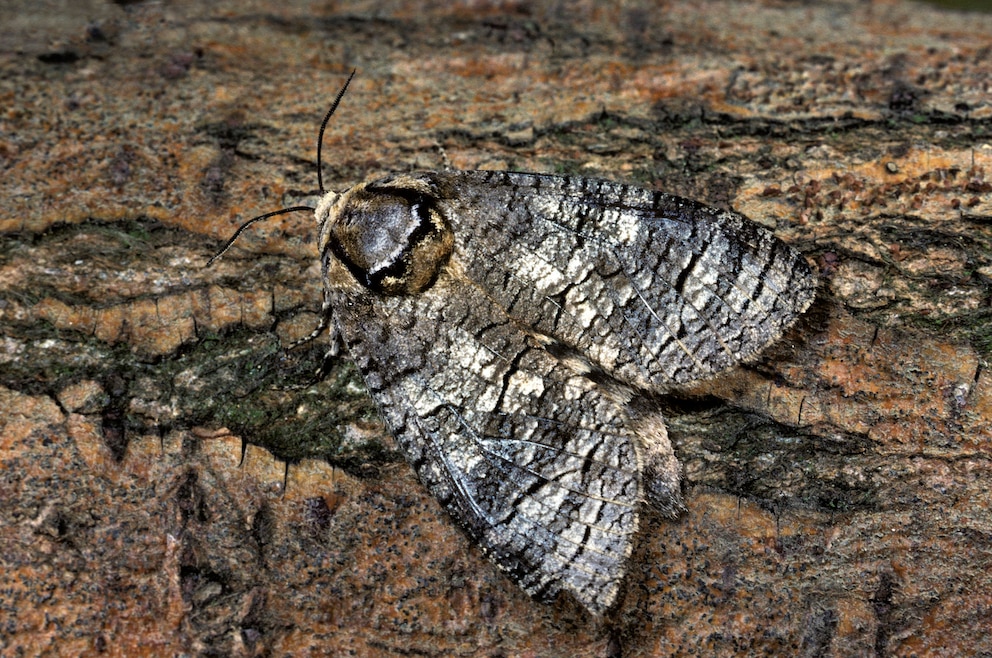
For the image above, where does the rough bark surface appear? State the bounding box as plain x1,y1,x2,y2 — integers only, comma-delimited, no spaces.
1,1,990,656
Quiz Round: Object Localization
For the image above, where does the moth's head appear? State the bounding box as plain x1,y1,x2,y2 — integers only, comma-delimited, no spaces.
318,176,454,296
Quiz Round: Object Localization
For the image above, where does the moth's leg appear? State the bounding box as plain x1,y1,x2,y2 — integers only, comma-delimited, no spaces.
433,143,452,171
326,319,343,357
287,291,335,351
283,292,340,385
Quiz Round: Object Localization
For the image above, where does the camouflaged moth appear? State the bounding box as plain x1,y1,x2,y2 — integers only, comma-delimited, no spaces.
210,72,816,614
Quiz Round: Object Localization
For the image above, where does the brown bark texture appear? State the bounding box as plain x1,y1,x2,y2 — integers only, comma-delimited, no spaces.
1,1,991,656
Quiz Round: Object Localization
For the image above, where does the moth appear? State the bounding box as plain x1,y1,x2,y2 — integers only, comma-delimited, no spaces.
211,72,816,615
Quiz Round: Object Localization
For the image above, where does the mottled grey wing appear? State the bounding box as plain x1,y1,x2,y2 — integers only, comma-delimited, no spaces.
434,170,816,391
327,274,658,614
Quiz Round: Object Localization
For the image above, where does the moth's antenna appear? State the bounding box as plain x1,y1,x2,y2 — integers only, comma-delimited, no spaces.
207,70,356,267
317,69,356,194
207,206,313,266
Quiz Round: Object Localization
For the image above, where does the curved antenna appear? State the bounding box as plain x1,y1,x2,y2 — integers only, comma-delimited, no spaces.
316,69,356,194
206,205,313,266
207,70,356,267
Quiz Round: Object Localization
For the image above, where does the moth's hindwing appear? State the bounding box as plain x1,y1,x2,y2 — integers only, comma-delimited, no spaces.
315,170,815,614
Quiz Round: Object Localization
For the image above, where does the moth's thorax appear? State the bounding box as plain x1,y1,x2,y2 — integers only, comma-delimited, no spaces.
319,176,454,296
